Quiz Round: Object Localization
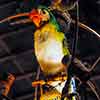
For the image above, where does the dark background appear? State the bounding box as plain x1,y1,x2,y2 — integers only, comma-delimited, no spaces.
0,0,100,100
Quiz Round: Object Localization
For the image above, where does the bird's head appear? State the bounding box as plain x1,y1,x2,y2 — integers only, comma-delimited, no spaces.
29,7,50,28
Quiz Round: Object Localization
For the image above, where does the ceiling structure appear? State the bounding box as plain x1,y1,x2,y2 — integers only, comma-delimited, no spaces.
0,0,100,100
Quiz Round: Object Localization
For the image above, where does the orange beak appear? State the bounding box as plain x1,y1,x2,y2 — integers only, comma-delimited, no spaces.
29,9,42,27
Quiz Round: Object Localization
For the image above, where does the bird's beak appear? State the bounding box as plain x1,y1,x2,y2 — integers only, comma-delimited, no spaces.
29,9,43,27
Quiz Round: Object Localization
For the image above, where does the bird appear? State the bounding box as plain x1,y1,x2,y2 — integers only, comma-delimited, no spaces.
29,6,71,75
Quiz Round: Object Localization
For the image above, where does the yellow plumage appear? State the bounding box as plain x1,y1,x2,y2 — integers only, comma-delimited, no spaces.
34,23,70,75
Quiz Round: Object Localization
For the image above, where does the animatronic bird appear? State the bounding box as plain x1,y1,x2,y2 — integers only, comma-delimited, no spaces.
30,7,76,100
29,6,71,75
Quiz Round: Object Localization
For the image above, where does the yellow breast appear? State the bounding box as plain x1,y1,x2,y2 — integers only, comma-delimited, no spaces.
34,24,66,75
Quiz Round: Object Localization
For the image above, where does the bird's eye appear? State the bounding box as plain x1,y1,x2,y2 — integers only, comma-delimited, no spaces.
42,9,48,15
42,10,46,14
